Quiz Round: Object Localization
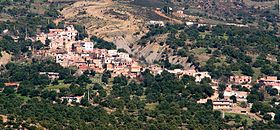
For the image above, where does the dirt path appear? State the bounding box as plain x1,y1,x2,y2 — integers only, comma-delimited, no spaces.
153,10,183,24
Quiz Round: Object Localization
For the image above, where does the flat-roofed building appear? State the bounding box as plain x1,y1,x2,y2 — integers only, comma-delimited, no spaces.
213,99,233,110
193,72,211,82
39,72,60,80
230,75,252,84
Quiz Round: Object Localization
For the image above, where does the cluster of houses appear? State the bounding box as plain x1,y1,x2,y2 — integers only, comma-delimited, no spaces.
34,25,216,81
208,76,251,110
35,25,142,78
61,95,84,103
39,72,60,80
204,75,280,112
147,21,165,27
146,65,211,82
1,79,85,104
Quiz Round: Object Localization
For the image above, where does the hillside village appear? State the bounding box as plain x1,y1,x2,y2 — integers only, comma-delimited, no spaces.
0,0,280,129
32,25,213,80
35,25,142,78
2,24,274,121
0,18,280,130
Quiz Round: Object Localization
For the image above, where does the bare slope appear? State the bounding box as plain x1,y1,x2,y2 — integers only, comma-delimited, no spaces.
60,0,149,51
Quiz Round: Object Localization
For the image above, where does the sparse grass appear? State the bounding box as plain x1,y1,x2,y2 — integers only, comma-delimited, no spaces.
195,54,210,66
191,48,207,55
232,70,242,76
200,61,207,66
145,103,158,110
82,74,113,93
252,67,261,81
0,14,12,22
140,95,146,101
222,34,229,40
48,84,70,89
58,80,64,83
225,112,254,126
213,55,228,66
199,32,210,38
15,94,30,102
91,75,102,84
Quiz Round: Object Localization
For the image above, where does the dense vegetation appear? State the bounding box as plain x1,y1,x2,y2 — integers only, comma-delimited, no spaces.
164,0,279,27
1,61,279,129
0,35,44,57
140,24,280,80
0,0,63,37
90,36,117,50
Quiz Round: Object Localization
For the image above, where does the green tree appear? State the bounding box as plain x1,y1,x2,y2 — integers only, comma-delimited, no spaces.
250,102,263,113
218,83,226,92
101,71,111,84
212,50,221,57
113,75,127,86
3,87,15,95
240,64,254,76
177,49,187,57
80,98,90,106
261,65,274,75
275,113,280,124
205,99,213,110
230,95,237,103
268,88,278,96
240,101,247,108
263,114,272,120
0,82,4,89
91,36,116,49
74,24,88,40
76,74,92,86
52,80,59,85
33,41,44,50
247,94,259,103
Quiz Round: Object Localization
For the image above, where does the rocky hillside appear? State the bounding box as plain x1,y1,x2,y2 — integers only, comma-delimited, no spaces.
59,0,151,49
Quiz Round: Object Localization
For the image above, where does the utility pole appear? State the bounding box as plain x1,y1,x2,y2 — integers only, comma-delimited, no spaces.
169,7,173,24
87,89,90,101
84,25,86,34
13,25,15,33
25,28,28,40
77,31,79,41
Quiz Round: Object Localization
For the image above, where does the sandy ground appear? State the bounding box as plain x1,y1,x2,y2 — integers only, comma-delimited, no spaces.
0,51,12,66
229,105,262,121
0,115,8,123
